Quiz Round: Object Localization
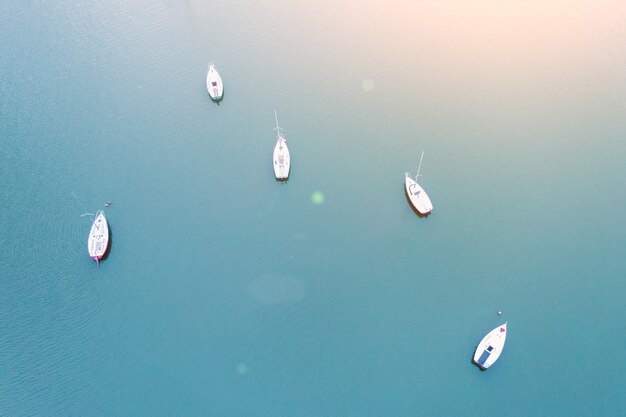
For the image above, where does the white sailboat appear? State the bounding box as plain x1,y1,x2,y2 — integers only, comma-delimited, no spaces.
87,210,109,262
273,110,290,181
473,323,508,370
405,151,433,215
206,64,223,101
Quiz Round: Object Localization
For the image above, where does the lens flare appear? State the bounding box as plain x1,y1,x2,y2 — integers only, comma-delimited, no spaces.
311,191,325,205
236,363,248,375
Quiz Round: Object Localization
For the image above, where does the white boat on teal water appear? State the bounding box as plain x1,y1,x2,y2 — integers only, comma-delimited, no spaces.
405,151,433,215
473,323,507,370
273,110,290,181
206,64,223,101
87,210,109,262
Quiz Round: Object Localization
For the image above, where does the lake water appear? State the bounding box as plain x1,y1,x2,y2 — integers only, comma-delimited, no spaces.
1,1,625,416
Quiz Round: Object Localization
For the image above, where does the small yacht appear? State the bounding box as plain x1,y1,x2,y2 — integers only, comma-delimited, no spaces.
405,151,433,215
473,323,508,370
206,64,223,101
87,210,109,262
273,110,290,180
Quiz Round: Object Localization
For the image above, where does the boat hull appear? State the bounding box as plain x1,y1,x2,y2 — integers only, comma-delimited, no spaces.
87,210,109,261
405,174,433,215
273,136,290,180
473,323,507,370
206,65,223,101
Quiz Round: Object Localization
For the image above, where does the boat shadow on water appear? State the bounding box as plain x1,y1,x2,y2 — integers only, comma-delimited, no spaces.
403,185,430,219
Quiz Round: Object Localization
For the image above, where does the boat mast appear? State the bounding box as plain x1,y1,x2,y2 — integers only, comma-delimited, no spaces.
274,110,281,139
416,151,425,181
73,192,95,223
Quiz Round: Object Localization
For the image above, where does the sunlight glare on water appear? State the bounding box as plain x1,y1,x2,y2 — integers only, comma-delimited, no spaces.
0,1,624,416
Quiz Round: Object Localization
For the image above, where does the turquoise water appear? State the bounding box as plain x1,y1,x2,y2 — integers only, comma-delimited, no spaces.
1,1,625,415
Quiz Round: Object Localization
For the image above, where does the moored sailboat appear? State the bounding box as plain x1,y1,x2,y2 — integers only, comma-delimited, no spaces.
405,151,433,215
273,110,290,181
473,323,508,370
206,64,223,102
87,210,109,262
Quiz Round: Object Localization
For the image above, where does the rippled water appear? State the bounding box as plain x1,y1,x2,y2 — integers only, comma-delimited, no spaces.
1,1,625,416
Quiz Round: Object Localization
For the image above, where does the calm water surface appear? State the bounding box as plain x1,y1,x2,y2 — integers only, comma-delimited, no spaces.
1,1,625,416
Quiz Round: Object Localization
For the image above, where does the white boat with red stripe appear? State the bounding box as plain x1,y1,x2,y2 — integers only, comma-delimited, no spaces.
473,322,508,370
88,210,109,262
